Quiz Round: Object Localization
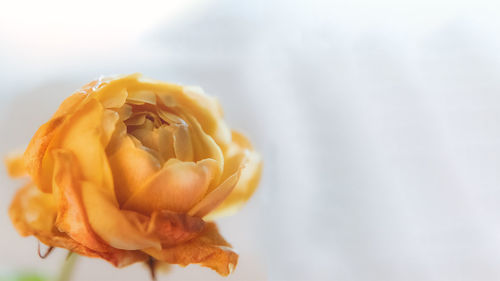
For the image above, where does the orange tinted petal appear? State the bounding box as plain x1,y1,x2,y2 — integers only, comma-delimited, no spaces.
24,92,87,192
188,170,241,218
101,110,119,147
5,152,26,178
147,210,205,247
81,180,161,250
48,98,115,196
108,136,160,205
10,182,147,267
127,90,157,105
24,116,66,192
157,125,175,162
144,222,238,276
173,124,194,162
93,87,128,109
123,159,218,214
207,132,262,219
9,183,57,236
52,149,110,252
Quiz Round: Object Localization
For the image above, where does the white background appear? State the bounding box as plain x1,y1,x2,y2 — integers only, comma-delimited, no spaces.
2,0,500,280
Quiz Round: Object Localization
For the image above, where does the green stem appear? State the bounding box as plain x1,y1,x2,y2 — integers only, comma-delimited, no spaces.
56,252,79,281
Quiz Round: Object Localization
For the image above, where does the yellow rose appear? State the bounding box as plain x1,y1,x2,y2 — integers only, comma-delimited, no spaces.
6,74,262,276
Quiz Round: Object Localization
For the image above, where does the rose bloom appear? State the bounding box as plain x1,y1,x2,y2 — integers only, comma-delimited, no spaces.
6,74,261,276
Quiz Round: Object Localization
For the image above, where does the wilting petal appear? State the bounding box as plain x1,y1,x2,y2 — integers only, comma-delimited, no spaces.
5,152,26,178
10,183,57,236
188,170,241,218
9,182,148,267
52,149,109,252
207,132,263,219
52,149,154,265
123,159,218,214
24,117,63,192
24,93,87,192
81,180,161,250
108,136,160,205
48,98,114,195
147,210,205,246
144,223,238,276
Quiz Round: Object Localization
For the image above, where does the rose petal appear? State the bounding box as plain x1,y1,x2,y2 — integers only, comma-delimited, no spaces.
51,98,114,194
93,88,128,109
81,180,161,250
157,125,175,162
108,136,161,205
147,210,205,246
157,109,184,124
115,104,133,120
52,149,111,252
105,120,127,155
129,128,159,152
123,159,218,214
24,93,87,192
127,90,157,105
173,124,194,162
144,222,238,276
88,74,139,108
125,113,146,126
5,152,26,178
206,132,263,219
101,110,119,147
183,114,224,187
9,182,148,267
188,170,241,218
40,98,113,194
9,183,57,236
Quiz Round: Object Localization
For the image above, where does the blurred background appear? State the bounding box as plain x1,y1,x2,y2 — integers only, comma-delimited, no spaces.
2,0,500,280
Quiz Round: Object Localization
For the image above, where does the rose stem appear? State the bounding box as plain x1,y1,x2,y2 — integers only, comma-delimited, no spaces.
56,251,79,281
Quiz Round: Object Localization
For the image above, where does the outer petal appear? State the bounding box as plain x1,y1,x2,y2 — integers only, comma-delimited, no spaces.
9,183,146,267
54,98,114,192
144,223,238,276
5,152,26,178
37,97,114,197
123,159,218,214
188,171,241,218
23,92,87,192
52,149,112,252
147,210,205,247
9,183,57,236
206,132,262,219
80,180,161,251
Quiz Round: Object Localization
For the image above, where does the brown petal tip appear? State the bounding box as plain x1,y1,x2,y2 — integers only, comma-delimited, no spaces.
37,241,54,259
146,256,157,281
